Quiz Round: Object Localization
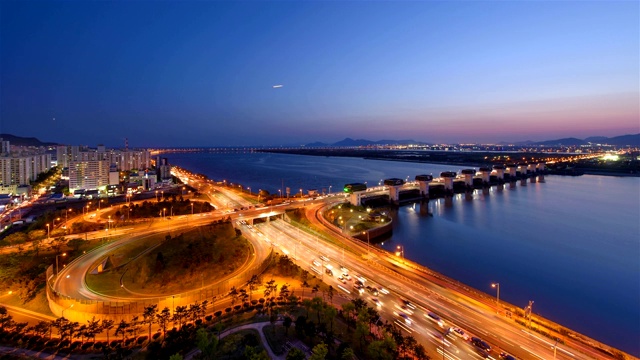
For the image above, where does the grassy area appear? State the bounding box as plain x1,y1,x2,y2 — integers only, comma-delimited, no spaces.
0,236,105,315
0,288,54,316
85,222,251,295
262,324,289,355
119,222,250,294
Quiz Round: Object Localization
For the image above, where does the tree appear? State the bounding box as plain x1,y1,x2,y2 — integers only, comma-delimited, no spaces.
196,327,218,360
309,343,329,360
286,347,306,360
311,297,324,324
86,317,101,343
75,324,88,344
283,316,293,335
169,354,183,360
341,302,355,328
327,285,335,305
101,319,115,343
341,347,356,360
173,306,187,329
247,274,260,301
115,319,130,341
34,320,51,338
52,317,69,341
142,304,158,342
324,306,337,333
156,307,171,339
230,287,240,307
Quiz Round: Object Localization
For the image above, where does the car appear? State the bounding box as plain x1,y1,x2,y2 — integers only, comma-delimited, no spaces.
401,299,416,310
319,255,330,262
471,337,492,352
398,312,412,326
353,284,364,294
312,260,321,267
339,265,348,273
338,276,347,284
342,273,351,280
499,353,517,360
448,327,469,341
325,268,334,276
366,286,379,296
377,286,389,295
426,312,445,327
371,298,383,307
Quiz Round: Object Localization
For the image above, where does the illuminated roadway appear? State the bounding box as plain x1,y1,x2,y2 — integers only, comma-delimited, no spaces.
175,169,627,360
47,170,628,360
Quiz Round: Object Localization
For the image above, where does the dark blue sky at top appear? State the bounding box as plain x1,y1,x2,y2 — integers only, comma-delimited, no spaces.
1,1,638,147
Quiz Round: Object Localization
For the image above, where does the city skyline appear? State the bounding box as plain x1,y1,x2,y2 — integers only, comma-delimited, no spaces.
1,1,638,147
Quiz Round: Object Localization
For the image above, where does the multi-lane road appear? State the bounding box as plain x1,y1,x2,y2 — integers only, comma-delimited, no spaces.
22,169,630,360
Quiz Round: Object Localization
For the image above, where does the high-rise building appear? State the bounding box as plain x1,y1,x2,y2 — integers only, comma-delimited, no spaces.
68,158,110,191
0,138,10,155
0,153,52,186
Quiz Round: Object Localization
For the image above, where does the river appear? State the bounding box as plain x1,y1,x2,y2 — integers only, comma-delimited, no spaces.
168,151,640,355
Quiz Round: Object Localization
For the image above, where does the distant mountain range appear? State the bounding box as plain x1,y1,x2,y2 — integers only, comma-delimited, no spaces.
2,132,639,148
0,133,58,147
307,134,640,147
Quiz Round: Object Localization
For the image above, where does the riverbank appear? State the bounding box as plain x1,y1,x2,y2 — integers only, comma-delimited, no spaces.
257,148,640,177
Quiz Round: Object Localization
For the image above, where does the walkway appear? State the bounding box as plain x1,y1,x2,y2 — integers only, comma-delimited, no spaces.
185,320,284,360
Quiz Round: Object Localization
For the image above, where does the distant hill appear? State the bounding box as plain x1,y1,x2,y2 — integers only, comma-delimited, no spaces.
305,134,640,148
601,134,640,146
306,138,428,147
0,133,58,147
534,137,587,146
535,134,640,147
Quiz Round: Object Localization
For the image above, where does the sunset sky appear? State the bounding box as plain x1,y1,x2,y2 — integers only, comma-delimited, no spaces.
1,1,638,147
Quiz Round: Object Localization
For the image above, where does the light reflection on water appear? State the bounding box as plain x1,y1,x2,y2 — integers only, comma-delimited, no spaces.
170,151,640,355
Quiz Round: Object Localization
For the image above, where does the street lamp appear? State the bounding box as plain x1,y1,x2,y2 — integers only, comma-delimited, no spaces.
56,252,67,275
53,217,60,228
247,187,251,195
329,185,332,195
396,245,404,258
492,282,500,311
46,224,50,239
299,188,303,198
362,231,370,258
163,208,166,219
66,209,72,226
155,190,158,202
191,202,194,215
62,303,74,318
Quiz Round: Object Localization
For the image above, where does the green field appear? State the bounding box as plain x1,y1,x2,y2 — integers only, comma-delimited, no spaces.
86,221,251,296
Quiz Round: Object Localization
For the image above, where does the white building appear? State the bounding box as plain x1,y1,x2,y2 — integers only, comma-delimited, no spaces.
0,153,52,187
68,158,110,191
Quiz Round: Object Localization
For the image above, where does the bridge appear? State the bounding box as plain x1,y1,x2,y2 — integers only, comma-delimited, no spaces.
344,162,547,206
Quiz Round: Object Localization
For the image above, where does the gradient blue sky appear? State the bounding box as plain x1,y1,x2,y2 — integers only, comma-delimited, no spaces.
1,1,638,147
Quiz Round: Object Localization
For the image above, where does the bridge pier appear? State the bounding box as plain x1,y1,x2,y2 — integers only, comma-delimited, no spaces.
440,172,456,195
349,191,365,207
479,167,491,186
383,178,405,205
415,175,433,198
536,162,546,182
506,164,517,180
493,165,505,182
461,169,475,189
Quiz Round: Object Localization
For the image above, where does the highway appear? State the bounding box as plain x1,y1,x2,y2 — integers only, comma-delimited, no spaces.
30,169,630,360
